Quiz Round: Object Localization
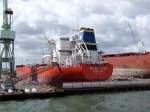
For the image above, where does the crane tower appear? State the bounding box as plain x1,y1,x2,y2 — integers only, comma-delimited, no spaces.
0,0,16,78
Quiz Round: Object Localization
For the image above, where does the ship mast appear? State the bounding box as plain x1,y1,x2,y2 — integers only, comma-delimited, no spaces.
0,0,16,78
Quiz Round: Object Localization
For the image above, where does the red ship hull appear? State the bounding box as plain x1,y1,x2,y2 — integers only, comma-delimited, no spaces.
38,63,113,85
16,63,113,85
103,52,150,78
16,66,32,75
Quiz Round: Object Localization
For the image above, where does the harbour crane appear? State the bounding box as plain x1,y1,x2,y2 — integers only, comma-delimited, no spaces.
0,0,16,91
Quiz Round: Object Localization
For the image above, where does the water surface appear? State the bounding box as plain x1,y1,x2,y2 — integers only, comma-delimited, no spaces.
0,91,150,112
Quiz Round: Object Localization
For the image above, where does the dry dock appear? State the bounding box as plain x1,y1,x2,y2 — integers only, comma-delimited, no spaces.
0,78,150,101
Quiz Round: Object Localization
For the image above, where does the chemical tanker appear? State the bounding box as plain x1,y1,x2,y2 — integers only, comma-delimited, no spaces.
16,28,113,87
103,52,150,78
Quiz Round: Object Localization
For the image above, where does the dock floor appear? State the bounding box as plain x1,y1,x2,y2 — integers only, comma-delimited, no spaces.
1,78,150,101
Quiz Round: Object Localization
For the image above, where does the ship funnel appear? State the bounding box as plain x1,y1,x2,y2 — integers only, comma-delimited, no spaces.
79,28,97,50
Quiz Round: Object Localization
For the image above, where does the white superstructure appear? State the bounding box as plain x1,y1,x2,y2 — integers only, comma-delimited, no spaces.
42,28,106,66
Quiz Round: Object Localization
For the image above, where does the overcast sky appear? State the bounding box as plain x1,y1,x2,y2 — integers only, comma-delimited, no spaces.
0,0,150,65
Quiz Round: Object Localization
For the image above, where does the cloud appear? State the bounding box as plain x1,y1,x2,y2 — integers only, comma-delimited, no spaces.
0,0,149,64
